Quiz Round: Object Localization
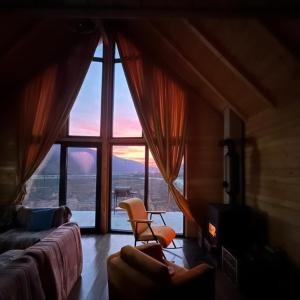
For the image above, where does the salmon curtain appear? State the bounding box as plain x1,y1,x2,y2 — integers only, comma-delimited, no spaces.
116,34,194,220
14,24,101,203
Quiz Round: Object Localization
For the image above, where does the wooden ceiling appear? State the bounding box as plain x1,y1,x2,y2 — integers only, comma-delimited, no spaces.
2,2,300,120
2,1,300,15
116,17,300,120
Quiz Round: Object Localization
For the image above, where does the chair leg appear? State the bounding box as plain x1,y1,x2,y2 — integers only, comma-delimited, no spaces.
147,224,159,244
172,240,177,248
159,213,167,225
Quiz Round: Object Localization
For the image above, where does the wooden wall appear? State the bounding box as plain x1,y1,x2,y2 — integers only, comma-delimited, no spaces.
186,95,223,237
0,101,18,204
245,99,300,267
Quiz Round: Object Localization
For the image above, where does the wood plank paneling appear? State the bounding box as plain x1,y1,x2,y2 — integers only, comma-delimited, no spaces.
197,17,300,107
186,96,223,237
0,101,18,204
121,20,229,115
152,19,272,118
245,100,300,268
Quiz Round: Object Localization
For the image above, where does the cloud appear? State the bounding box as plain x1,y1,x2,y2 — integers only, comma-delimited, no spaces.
69,117,100,136
113,118,142,137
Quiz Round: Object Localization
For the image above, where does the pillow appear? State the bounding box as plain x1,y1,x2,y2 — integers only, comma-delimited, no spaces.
26,208,55,231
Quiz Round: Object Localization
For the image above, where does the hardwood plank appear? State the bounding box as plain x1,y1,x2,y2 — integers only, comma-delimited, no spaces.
68,233,246,300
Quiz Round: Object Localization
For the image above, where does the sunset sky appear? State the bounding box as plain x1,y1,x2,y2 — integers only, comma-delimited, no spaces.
69,42,144,164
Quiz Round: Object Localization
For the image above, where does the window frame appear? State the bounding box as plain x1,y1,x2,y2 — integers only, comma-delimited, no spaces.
58,141,102,234
26,36,185,236
108,43,184,235
55,42,104,233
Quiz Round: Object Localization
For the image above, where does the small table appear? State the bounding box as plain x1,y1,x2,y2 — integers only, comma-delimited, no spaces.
112,186,133,213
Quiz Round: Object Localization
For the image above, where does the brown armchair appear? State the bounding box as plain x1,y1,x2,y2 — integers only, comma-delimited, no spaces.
107,243,215,300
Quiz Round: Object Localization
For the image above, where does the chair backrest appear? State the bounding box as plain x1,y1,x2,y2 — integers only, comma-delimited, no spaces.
120,245,170,283
107,244,170,300
119,198,148,235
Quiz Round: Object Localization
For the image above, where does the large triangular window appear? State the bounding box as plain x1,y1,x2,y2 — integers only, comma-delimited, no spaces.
69,43,103,136
113,46,142,137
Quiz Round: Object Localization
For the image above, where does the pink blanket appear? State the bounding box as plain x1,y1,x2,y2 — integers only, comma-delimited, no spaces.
25,222,82,300
0,255,45,300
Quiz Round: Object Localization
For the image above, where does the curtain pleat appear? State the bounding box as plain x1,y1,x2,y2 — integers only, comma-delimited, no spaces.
117,34,194,220
15,26,101,203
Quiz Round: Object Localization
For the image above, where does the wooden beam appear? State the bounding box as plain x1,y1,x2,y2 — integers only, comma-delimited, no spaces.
184,18,276,108
1,3,300,18
147,21,247,120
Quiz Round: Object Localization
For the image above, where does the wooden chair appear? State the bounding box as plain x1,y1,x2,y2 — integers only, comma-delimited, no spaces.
119,198,177,249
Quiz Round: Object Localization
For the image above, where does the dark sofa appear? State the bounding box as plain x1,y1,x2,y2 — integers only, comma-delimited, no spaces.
0,205,82,300
0,205,71,254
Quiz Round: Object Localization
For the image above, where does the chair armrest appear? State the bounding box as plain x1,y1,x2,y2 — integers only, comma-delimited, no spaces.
171,263,214,286
128,219,153,224
147,210,166,214
170,263,215,300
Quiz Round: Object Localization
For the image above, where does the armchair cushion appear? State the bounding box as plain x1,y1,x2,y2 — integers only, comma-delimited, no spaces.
139,225,176,248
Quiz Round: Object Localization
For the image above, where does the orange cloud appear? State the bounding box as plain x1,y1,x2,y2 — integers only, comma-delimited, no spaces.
113,146,145,164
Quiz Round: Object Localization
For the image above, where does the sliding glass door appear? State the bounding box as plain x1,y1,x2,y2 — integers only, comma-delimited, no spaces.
66,146,100,228
110,145,145,231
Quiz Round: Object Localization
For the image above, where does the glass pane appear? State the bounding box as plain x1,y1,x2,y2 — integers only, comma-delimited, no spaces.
148,151,184,234
113,63,142,137
66,147,97,228
115,44,120,59
94,41,103,58
111,145,145,231
69,61,102,136
24,145,60,208
175,158,184,194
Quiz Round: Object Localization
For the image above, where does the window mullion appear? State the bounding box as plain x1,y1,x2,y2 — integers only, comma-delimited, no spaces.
145,145,149,210
59,144,67,206
100,34,115,233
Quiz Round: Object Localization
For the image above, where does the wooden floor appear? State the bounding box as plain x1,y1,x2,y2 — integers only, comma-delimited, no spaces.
68,234,244,300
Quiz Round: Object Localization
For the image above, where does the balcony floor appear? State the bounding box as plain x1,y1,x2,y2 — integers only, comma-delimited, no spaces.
71,210,183,234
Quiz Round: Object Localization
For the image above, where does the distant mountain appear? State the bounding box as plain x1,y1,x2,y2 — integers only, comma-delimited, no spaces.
38,146,157,176
112,155,145,175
